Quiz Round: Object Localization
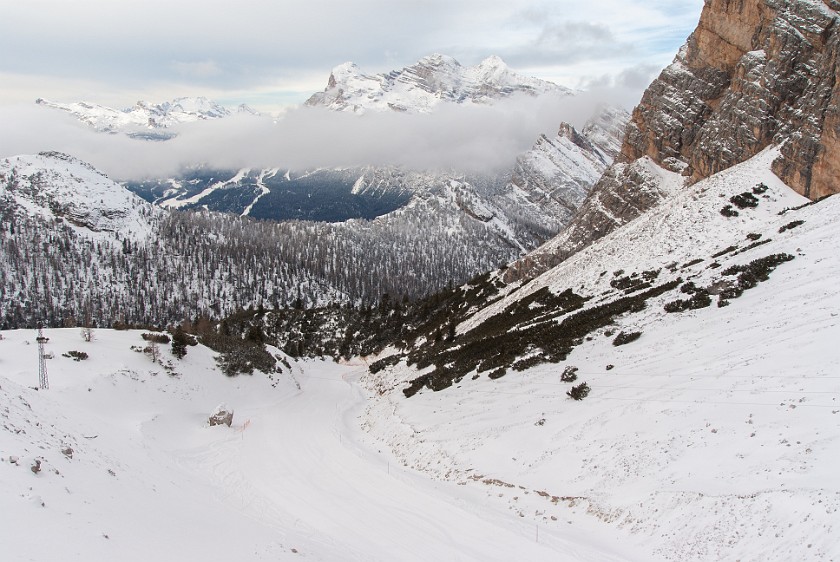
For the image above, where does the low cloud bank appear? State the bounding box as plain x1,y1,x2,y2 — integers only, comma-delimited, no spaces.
0,92,626,180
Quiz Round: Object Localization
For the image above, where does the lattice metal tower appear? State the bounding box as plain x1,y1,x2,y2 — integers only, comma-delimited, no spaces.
36,325,49,390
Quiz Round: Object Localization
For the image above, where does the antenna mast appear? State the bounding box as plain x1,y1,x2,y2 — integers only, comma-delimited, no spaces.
36,325,49,390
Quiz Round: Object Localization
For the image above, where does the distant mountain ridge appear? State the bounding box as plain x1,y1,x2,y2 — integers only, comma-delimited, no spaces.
35,96,257,138
10,55,631,325
305,54,573,113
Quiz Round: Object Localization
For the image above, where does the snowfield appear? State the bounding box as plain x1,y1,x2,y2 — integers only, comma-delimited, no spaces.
0,329,637,561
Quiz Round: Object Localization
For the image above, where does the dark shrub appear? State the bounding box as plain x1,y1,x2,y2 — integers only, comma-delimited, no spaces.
141,332,170,344
567,382,591,400
170,328,196,359
512,355,544,372
680,281,697,294
369,354,401,374
664,288,711,313
215,343,276,376
488,368,507,380
778,220,804,233
613,331,642,346
720,205,739,217
62,350,88,361
560,366,578,382
730,192,759,209
711,245,738,258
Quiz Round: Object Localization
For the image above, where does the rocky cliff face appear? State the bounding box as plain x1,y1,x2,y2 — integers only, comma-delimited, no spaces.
506,107,630,231
626,0,839,200
505,0,839,282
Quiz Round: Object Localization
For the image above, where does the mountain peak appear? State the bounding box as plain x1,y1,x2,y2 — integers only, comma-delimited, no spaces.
477,54,507,69
306,54,570,114
330,61,361,77
416,53,461,67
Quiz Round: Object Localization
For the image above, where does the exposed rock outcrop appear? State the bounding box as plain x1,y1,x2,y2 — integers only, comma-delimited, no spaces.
625,0,839,198
506,107,630,232
209,404,234,427
506,0,839,282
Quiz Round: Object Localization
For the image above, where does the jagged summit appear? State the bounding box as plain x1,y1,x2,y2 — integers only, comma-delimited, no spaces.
507,106,630,230
305,54,572,114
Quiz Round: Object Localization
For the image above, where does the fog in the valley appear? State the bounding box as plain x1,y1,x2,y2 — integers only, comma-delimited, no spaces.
0,90,631,180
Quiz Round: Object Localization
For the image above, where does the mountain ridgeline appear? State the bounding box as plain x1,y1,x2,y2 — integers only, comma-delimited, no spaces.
304,54,571,114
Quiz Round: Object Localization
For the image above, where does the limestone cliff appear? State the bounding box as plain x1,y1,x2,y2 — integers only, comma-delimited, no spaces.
505,0,839,282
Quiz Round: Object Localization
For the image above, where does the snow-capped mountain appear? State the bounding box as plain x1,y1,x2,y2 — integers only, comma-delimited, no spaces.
2,1,838,560
9,148,832,562
2,148,837,562
124,105,629,254
0,152,159,240
305,54,573,114
0,152,527,328
0,98,628,331
35,96,254,138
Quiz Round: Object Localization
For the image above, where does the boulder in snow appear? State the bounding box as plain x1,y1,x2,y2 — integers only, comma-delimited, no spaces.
209,404,234,427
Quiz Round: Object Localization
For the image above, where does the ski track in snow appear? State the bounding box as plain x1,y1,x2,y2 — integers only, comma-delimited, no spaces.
0,330,635,561
241,168,276,217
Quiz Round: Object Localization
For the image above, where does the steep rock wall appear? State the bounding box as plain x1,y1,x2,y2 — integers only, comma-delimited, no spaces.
505,0,839,281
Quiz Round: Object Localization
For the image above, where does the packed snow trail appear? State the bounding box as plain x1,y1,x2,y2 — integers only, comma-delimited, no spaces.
148,361,635,561
1,330,642,561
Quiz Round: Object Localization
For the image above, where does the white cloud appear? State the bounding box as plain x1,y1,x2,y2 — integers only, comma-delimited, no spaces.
170,60,223,79
0,92,627,180
0,0,704,111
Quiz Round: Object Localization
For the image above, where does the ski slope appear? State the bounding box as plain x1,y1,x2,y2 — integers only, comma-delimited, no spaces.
0,329,642,561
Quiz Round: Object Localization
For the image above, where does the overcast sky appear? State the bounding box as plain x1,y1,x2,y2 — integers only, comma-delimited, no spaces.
1,0,704,112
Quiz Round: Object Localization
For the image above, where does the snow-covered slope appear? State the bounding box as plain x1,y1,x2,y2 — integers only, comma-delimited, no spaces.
362,147,840,561
35,96,252,138
0,328,640,561
306,54,572,114
0,152,159,240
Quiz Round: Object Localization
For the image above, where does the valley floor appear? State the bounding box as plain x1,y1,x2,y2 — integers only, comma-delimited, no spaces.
0,329,640,561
